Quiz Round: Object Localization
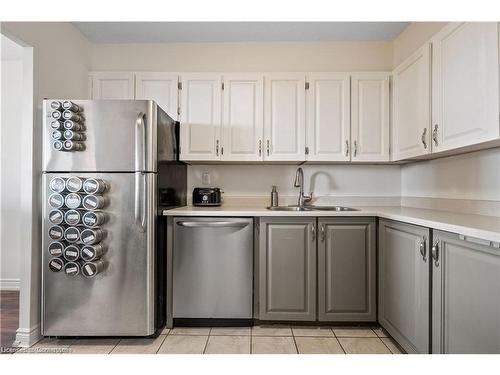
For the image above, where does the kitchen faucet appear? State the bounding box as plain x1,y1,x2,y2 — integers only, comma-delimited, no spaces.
294,167,313,207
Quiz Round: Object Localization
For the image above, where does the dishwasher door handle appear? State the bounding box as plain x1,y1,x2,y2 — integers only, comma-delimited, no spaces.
176,221,250,228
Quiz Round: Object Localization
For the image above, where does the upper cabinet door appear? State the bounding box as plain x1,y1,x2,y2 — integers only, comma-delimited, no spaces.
90,72,135,99
179,74,222,161
264,74,306,161
222,74,264,161
431,22,499,153
392,44,431,161
135,72,179,120
306,73,350,162
351,73,390,162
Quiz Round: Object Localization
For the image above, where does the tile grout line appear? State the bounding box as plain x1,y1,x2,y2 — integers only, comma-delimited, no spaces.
108,339,121,354
330,327,347,354
155,334,168,354
379,336,397,354
202,328,211,354
250,326,253,354
291,327,299,354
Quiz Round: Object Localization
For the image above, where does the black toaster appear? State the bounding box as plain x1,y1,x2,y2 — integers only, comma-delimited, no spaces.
192,187,222,206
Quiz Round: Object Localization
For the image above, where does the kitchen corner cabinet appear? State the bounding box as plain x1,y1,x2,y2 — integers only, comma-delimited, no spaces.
258,217,316,321
306,73,350,162
432,230,500,354
351,73,390,162
317,218,376,321
378,220,430,354
264,74,306,161
179,74,222,161
90,72,135,100
222,74,264,161
391,44,431,161
431,23,499,153
135,72,179,120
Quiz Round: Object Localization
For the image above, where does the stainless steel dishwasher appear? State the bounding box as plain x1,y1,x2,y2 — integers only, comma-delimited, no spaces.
173,217,253,322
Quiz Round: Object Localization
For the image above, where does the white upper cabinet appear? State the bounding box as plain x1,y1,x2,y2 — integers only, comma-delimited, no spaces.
222,74,264,161
306,73,350,162
431,22,499,152
90,72,135,99
392,44,431,161
179,74,222,161
135,72,179,120
351,73,390,162
264,74,306,161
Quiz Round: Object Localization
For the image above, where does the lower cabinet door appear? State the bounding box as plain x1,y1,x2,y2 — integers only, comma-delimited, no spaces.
432,230,500,354
317,217,376,321
378,220,430,354
258,217,316,321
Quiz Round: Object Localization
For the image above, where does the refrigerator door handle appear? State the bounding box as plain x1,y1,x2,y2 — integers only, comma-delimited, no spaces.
135,172,147,232
135,112,146,172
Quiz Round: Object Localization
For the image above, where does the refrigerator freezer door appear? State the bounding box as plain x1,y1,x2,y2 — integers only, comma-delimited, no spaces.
43,100,177,172
42,172,157,336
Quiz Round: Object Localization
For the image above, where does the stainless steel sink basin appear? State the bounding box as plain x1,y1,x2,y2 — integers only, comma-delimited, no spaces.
266,206,313,211
308,205,359,211
266,205,358,211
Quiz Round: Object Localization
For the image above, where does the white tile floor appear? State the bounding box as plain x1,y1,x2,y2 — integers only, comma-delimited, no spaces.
17,325,404,354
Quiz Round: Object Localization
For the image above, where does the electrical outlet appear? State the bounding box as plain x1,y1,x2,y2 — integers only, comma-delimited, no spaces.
202,171,211,185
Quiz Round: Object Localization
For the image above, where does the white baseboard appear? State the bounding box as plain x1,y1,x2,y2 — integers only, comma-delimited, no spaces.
0,278,20,291
13,324,41,348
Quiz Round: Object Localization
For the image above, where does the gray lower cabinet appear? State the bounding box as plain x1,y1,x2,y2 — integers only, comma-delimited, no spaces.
432,230,500,354
259,217,316,321
378,219,430,354
318,217,376,321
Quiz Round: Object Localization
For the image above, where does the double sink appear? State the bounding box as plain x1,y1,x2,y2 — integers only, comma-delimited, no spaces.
267,205,358,212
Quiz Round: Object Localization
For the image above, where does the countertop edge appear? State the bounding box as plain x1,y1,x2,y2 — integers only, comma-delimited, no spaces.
161,206,500,243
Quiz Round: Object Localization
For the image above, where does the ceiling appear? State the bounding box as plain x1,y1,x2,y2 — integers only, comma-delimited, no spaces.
73,22,409,43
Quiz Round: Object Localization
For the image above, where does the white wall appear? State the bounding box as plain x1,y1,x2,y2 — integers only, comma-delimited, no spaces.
401,148,500,201
1,38,23,290
0,22,91,347
392,22,447,67
188,164,401,203
91,41,393,72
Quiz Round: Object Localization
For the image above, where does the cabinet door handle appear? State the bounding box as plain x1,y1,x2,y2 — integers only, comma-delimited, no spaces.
419,238,427,262
311,224,316,241
432,124,439,147
431,241,440,267
266,139,270,156
320,224,325,242
353,140,358,157
215,139,220,156
258,139,262,157
345,140,349,157
421,128,428,149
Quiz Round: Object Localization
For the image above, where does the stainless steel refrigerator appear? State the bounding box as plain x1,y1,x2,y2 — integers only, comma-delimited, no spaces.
41,99,186,336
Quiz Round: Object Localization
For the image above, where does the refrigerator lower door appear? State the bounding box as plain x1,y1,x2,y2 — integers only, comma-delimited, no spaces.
42,172,157,336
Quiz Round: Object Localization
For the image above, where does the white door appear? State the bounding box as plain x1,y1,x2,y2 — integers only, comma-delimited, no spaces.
392,44,431,161
264,74,306,161
90,72,135,99
222,74,264,161
351,73,390,162
431,22,499,152
306,73,350,162
135,72,179,120
179,74,222,161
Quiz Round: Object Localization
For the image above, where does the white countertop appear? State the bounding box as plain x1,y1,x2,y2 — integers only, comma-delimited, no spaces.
162,204,500,243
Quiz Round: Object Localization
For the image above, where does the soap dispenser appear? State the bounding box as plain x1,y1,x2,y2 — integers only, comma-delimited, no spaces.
271,185,279,207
